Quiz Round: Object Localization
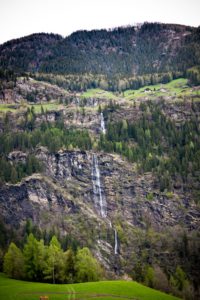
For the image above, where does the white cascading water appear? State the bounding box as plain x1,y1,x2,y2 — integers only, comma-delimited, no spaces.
92,115,119,254
100,112,106,134
91,153,107,218
114,228,118,255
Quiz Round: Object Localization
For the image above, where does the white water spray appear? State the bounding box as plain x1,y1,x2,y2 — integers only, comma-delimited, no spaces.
114,228,118,255
91,152,119,255
100,112,106,134
91,153,107,218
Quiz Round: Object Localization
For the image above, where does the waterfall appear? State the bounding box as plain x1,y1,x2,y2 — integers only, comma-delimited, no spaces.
91,153,119,256
91,154,107,218
100,112,106,134
114,228,118,255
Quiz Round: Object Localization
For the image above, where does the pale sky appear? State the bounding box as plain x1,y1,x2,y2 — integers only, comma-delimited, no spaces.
0,0,199,44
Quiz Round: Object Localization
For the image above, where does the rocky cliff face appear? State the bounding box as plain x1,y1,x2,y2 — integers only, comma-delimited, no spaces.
1,147,199,272
7,148,200,230
0,77,70,104
0,72,200,294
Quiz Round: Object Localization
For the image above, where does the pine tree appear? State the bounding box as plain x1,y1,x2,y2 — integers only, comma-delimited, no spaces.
23,233,45,281
61,248,76,283
144,266,155,288
10,166,18,184
75,247,102,282
43,236,64,283
3,242,24,279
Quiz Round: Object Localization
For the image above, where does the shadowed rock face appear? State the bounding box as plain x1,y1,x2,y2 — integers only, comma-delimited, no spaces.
0,175,79,229
0,148,200,277
1,149,199,231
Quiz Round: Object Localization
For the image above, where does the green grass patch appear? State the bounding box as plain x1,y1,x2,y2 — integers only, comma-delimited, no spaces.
146,192,154,201
124,78,190,101
0,273,180,300
165,192,174,199
0,103,62,114
81,88,117,100
0,104,18,112
29,103,62,114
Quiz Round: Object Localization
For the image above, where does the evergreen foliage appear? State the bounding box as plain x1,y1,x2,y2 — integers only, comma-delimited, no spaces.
3,243,24,279
0,154,42,184
186,66,200,85
43,236,63,284
3,234,102,284
33,71,182,92
75,247,102,283
0,24,199,78
99,102,200,194
0,117,92,184
23,234,45,281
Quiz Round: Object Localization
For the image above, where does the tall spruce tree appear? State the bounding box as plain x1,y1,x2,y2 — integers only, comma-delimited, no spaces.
3,242,24,279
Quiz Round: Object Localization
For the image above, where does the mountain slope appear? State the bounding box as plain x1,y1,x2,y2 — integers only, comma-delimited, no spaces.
0,75,199,299
0,23,200,76
0,33,62,72
0,23,200,299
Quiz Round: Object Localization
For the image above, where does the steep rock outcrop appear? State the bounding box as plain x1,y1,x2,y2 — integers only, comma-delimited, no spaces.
0,148,200,274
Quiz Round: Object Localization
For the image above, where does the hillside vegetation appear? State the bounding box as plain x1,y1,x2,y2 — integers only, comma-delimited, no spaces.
0,22,200,300
0,23,200,78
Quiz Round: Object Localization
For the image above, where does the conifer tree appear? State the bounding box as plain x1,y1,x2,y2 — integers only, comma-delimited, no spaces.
43,236,64,283
75,247,102,282
23,233,45,281
3,242,24,279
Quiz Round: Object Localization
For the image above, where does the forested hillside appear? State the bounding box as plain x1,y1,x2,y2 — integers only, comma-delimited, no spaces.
0,23,200,77
0,22,200,300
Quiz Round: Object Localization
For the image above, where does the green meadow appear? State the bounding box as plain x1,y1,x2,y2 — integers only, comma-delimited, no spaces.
0,273,181,300
0,104,17,112
28,103,63,113
79,78,200,103
0,102,62,114
81,88,117,100
123,78,190,100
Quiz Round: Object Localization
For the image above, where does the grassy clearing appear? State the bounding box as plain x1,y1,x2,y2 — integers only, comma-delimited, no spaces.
0,104,18,112
0,102,62,114
0,273,180,300
81,88,117,100
29,102,62,114
123,78,190,101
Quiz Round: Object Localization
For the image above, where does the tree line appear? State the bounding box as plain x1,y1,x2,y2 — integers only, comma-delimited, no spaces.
1,222,193,298
33,71,183,92
3,233,102,283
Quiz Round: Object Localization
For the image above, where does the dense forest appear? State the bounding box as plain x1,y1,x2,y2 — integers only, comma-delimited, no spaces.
0,23,200,78
100,101,200,199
